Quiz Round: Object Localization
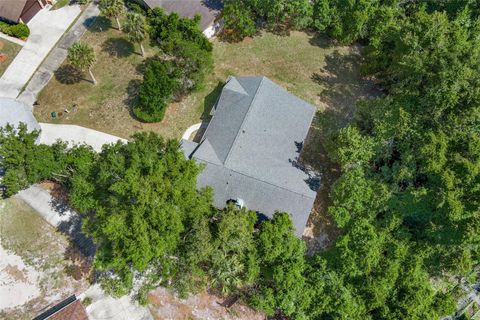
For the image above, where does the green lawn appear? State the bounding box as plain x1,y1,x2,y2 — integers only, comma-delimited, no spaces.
0,38,22,77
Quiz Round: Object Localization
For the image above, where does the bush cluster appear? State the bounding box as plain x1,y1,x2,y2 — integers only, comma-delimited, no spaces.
0,21,30,39
133,8,213,123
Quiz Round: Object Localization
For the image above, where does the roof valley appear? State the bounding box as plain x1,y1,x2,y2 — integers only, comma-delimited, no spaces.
223,76,265,168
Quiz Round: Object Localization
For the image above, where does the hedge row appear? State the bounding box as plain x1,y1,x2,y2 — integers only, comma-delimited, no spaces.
0,21,30,40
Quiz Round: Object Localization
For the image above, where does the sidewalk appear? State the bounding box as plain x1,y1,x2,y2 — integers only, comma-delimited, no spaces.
17,2,100,106
0,5,81,99
0,32,25,46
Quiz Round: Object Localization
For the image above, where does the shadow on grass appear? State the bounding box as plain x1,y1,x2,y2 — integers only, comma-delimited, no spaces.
86,16,112,32
201,81,223,120
102,37,134,58
54,65,86,85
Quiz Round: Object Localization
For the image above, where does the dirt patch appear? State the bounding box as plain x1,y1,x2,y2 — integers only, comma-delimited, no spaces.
0,198,90,319
2,264,27,282
148,287,264,320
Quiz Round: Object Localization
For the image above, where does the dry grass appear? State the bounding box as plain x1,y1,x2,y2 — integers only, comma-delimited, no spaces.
36,21,369,139
0,198,89,319
0,39,22,77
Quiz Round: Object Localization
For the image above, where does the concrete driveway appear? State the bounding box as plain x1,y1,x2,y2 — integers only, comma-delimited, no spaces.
38,123,126,152
0,5,81,99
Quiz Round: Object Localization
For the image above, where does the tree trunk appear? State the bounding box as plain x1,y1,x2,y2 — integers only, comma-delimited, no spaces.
89,67,97,85
140,42,145,57
116,17,121,31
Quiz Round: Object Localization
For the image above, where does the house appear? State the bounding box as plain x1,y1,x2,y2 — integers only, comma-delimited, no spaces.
33,295,88,320
138,0,222,37
0,0,49,24
181,76,318,236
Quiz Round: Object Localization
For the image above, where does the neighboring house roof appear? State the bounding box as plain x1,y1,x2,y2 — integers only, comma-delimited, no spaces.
0,97,40,132
142,0,222,30
181,76,318,236
0,0,27,22
33,295,88,320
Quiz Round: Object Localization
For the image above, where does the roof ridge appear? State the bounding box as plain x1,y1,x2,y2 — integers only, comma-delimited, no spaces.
223,76,266,166
199,157,316,199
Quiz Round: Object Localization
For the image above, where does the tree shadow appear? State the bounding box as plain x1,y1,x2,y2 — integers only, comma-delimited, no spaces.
57,214,96,259
54,65,84,85
201,0,223,11
307,30,336,49
102,37,134,58
312,49,379,130
87,16,112,33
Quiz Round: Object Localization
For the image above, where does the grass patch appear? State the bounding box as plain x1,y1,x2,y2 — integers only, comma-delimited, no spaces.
0,38,22,77
36,26,371,140
52,0,70,10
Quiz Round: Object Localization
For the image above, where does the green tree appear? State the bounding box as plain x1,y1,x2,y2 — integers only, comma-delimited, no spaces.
67,41,97,84
99,0,125,31
209,206,259,295
222,1,257,40
69,132,212,292
249,212,308,317
0,124,68,197
134,59,175,122
123,12,148,57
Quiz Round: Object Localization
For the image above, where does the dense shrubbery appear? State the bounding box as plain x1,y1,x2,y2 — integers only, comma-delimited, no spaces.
134,60,175,122
0,21,30,39
133,8,213,122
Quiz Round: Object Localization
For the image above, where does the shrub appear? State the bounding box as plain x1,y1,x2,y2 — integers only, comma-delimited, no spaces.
133,59,175,122
0,21,30,39
124,0,146,15
9,23,30,39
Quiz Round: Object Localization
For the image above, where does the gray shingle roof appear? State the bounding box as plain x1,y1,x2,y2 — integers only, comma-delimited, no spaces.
0,98,40,132
183,76,317,236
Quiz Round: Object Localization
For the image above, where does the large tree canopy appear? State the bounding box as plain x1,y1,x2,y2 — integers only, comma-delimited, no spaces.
68,132,213,292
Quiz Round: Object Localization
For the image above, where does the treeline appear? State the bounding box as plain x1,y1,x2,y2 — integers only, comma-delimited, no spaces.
223,0,480,318
223,0,480,43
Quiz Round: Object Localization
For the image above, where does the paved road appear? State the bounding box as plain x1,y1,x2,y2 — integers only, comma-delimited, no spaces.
18,2,100,106
0,5,81,99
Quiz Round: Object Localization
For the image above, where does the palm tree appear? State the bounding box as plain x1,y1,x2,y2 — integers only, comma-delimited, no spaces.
99,0,125,31
123,12,148,57
67,42,97,85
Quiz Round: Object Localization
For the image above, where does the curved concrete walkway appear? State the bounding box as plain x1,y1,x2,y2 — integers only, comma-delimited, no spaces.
182,123,202,140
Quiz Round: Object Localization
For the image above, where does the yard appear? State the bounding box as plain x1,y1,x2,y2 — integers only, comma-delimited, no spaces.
0,39,22,77
35,17,371,140
0,197,90,319
35,17,375,250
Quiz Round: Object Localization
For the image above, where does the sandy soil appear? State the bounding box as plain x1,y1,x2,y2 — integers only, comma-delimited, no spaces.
148,288,264,320
0,198,90,319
